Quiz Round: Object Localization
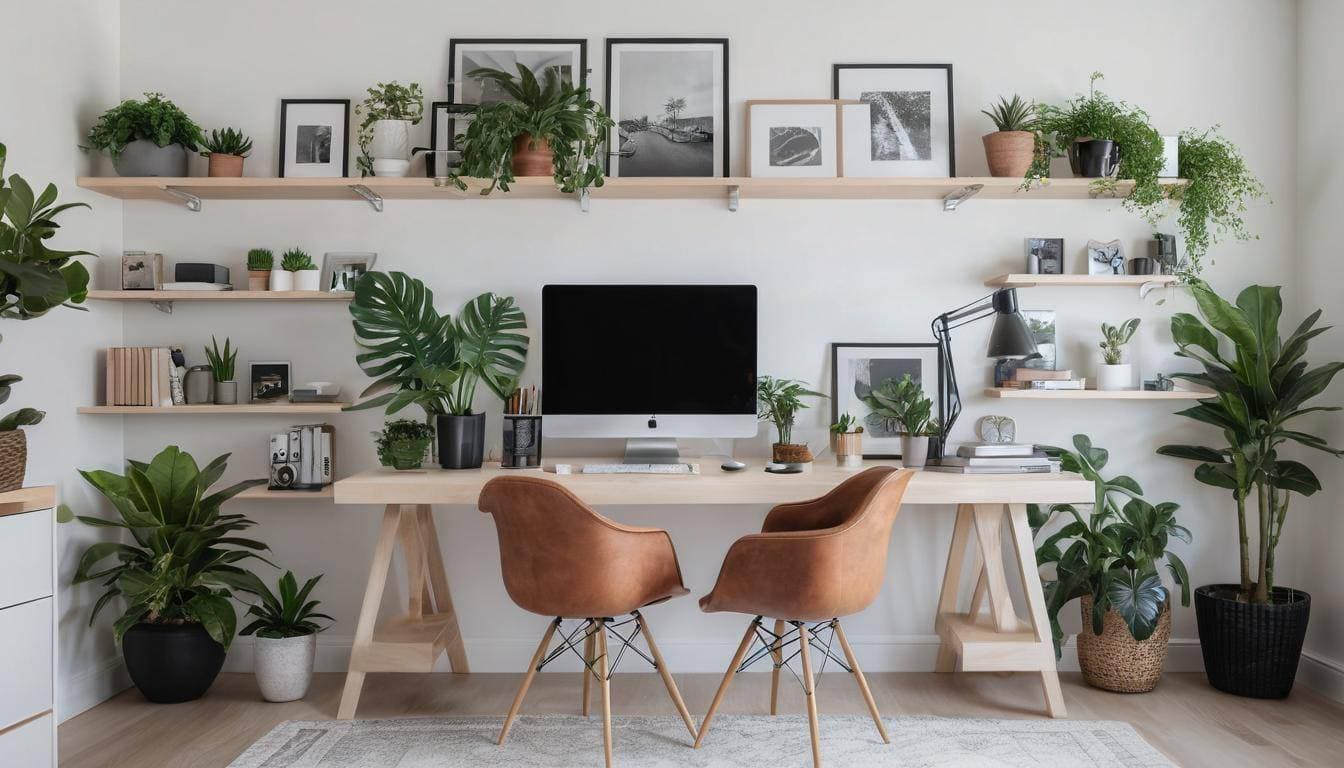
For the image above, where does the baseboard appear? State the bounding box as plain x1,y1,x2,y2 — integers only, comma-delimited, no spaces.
1298,650,1344,703
58,654,131,723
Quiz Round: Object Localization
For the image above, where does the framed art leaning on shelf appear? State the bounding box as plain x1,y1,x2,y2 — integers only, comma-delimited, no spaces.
830,342,944,459
833,63,955,177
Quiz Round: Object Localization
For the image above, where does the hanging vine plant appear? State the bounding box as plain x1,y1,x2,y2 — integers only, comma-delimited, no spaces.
1170,127,1267,278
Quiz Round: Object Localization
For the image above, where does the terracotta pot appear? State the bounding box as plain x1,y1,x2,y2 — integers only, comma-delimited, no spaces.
0,429,27,492
511,134,555,177
247,270,270,291
1078,594,1171,693
772,443,813,464
207,153,245,177
981,131,1035,177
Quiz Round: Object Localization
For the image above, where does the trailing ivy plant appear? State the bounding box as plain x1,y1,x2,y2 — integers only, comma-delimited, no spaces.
82,92,202,159
0,143,93,319
1170,127,1267,278
354,81,424,177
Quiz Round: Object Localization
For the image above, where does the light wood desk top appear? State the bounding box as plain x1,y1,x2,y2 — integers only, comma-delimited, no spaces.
0,486,56,517
334,460,1093,507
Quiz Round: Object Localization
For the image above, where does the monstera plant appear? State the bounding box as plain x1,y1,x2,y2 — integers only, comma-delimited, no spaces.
0,142,93,319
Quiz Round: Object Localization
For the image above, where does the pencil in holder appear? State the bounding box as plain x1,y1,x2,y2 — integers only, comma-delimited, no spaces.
502,415,542,469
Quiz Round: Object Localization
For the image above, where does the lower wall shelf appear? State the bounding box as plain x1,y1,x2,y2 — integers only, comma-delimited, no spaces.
983,388,1208,400
78,403,348,414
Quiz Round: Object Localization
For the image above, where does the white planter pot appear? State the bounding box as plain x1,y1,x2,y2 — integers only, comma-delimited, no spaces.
294,269,320,292
1097,363,1134,391
254,633,316,703
371,119,411,161
269,269,294,291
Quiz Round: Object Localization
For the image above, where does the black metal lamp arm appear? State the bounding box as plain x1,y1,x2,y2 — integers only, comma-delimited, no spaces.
931,294,997,456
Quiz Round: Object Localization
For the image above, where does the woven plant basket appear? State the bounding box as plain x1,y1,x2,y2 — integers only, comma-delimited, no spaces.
0,429,27,492
1077,594,1171,693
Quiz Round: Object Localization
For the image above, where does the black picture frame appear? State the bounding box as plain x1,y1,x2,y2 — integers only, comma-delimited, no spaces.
430,102,478,151
831,63,956,177
278,99,351,178
830,342,946,459
604,37,731,178
250,361,292,402
448,38,588,103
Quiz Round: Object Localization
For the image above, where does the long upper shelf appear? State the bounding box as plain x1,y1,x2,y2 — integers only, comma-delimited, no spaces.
985,274,1179,289
78,403,348,414
983,388,1208,400
87,290,350,302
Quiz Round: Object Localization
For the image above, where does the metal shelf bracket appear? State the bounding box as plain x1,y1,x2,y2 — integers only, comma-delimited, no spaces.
349,184,384,212
727,185,740,212
150,300,174,315
579,188,590,213
164,187,202,212
1139,280,1168,300
942,184,983,211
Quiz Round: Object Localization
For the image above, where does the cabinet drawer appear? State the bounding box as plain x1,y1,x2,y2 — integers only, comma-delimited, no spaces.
0,598,52,731
0,507,53,608
0,711,54,768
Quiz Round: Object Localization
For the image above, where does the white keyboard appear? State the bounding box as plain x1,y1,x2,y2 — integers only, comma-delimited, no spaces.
579,463,701,475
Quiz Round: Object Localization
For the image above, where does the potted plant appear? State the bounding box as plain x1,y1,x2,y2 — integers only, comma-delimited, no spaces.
1097,318,1139,391
199,127,253,177
1032,435,1191,693
347,271,528,469
68,446,267,703
375,419,435,470
82,92,202,177
0,342,43,491
861,374,940,468
757,375,825,465
830,413,864,468
240,571,332,703
0,142,93,318
204,335,238,404
451,64,613,195
1158,281,1343,698
355,81,424,177
246,248,273,291
281,249,319,291
981,95,1038,178
1170,127,1268,278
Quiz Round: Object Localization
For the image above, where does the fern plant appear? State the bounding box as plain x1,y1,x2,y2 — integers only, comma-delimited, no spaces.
280,249,314,271
83,92,202,159
982,95,1037,132
1100,318,1140,365
203,336,236,382
199,127,253,157
246,248,273,271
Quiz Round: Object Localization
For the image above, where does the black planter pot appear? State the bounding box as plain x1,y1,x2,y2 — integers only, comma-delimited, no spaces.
122,622,227,703
437,412,486,469
1073,139,1120,177
1195,584,1310,699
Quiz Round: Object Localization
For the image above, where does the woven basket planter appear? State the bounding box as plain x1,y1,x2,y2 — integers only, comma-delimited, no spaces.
1195,584,1310,699
0,429,26,492
1077,594,1171,693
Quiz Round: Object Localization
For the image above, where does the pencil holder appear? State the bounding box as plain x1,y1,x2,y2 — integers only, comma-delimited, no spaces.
502,415,542,469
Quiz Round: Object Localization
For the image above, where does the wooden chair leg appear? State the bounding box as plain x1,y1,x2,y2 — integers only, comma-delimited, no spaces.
582,621,596,717
636,612,697,741
597,623,614,768
770,618,785,715
798,622,823,768
498,619,559,746
694,618,760,748
834,620,888,744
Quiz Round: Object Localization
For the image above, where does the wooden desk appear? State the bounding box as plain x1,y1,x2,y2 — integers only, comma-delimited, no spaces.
333,461,1092,720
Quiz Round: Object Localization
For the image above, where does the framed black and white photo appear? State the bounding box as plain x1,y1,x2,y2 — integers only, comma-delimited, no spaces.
1027,237,1065,275
430,102,478,151
746,100,851,178
250,362,291,402
449,39,587,104
833,64,955,177
278,99,350,178
605,38,729,177
830,342,944,459
320,252,377,293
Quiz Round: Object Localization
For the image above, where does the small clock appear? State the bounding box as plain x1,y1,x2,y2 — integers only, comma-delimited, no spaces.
977,415,1017,444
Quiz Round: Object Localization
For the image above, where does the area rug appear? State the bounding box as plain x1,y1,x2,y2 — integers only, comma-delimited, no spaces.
228,715,1175,767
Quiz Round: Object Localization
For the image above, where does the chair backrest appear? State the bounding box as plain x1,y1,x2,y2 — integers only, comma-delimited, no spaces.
825,468,915,615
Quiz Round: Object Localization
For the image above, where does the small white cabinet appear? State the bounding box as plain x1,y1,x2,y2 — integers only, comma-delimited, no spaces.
0,487,56,768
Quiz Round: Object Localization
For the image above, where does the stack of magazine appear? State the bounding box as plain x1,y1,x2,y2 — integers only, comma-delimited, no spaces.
928,442,1060,474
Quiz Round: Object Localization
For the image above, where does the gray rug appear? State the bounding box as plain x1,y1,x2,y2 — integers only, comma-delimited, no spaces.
229,715,1175,767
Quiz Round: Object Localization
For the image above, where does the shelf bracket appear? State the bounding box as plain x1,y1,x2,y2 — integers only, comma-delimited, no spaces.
727,185,740,212
349,184,384,212
1139,280,1168,300
163,187,202,212
150,300,174,315
579,187,590,213
942,184,983,211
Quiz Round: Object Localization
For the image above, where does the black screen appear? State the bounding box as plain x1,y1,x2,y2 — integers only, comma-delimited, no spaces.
542,285,757,415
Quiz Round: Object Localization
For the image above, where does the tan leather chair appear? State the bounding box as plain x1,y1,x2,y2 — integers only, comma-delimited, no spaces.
479,475,697,768
694,466,914,768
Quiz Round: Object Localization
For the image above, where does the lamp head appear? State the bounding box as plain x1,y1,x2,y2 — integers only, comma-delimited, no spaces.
986,288,1038,360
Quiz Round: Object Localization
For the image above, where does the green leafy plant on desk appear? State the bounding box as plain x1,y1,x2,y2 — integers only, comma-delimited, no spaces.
375,418,435,470
757,375,825,463
861,374,940,437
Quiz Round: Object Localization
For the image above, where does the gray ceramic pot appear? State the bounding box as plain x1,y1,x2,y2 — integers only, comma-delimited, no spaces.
254,633,317,702
900,435,930,468
213,380,238,405
113,140,188,177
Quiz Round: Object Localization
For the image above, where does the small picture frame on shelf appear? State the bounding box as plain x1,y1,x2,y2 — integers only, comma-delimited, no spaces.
832,63,955,177
250,361,291,402
746,100,853,178
1087,239,1125,275
121,251,163,290
1026,238,1064,275
278,99,351,178
320,252,377,293
830,342,944,459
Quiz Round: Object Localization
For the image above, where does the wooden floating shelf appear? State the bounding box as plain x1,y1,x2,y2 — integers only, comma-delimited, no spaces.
983,388,1208,400
985,274,1179,289
87,290,351,302
78,403,348,414
235,485,334,501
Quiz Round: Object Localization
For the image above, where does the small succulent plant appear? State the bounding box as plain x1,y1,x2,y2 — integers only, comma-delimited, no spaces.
280,249,316,271
199,127,253,157
246,248,274,271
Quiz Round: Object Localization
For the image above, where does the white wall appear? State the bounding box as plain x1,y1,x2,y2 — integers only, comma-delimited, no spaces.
0,0,127,720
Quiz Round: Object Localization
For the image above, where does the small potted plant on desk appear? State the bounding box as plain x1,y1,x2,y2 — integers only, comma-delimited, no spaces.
82,92,203,177
981,95,1038,178
246,248,273,291
861,374,940,468
199,127,252,177
1033,435,1191,693
204,335,238,404
830,412,864,469
241,571,332,703
757,375,825,465
1159,280,1343,698
375,418,435,470
1098,318,1139,391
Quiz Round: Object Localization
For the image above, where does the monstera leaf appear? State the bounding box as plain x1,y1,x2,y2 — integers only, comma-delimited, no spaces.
456,292,528,401
347,271,456,410
1106,569,1167,641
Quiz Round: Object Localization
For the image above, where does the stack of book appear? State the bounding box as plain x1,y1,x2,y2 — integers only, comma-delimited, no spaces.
928,442,1059,474
270,424,336,490
104,347,185,407
1010,368,1087,391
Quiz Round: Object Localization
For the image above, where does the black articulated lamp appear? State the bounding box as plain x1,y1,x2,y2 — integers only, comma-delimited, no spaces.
930,288,1038,457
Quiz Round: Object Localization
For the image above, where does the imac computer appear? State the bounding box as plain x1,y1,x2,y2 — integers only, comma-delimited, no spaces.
542,284,757,463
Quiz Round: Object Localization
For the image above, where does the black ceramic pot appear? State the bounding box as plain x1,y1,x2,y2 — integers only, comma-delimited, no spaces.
1195,584,1310,699
122,622,227,703
437,412,486,469
1127,256,1157,275
1074,139,1120,177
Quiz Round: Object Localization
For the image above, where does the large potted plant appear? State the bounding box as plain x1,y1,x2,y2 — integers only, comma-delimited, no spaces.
451,64,612,195
980,95,1038,178
1159,280,1343,698
68,446,267,702
1,142,93,318
1097,318,1139,391
1034,73,1163,202
1032,435,1191,693
355,81,424,177
347,271,528,469
861,374,940,468
0,339,43,491
83,92,202,177
199,127,252,177
240,571,332,703
757,375,825,465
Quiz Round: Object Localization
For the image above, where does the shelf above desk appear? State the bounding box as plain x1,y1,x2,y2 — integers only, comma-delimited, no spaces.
983,388,1208,400
79,403,348,415
984,274,1179,289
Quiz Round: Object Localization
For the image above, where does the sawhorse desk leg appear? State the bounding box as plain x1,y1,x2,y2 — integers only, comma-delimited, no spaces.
337,504,470,720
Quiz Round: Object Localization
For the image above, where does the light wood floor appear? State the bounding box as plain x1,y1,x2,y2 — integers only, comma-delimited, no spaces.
59,671,1344,767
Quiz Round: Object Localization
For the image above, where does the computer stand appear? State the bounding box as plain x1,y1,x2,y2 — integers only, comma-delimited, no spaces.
622,438,682,464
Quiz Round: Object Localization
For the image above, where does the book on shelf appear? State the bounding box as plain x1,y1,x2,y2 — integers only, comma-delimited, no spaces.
1023,379,1087,390
956,442,1037,458
926,461,1060,475
104,346,183,406
938,455,1050,468
1012,368,1074,382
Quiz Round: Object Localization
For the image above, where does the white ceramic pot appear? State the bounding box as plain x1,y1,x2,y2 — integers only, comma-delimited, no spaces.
371,119,411,161
900,435,930,469
254,633,316,703
269,269,294,291
294,269,320,292
1097,363,1134,391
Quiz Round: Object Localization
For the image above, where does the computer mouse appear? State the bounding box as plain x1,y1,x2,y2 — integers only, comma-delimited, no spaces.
720,459,748,472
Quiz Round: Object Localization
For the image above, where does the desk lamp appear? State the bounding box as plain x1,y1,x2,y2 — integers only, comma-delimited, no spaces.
930,288,1038,457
